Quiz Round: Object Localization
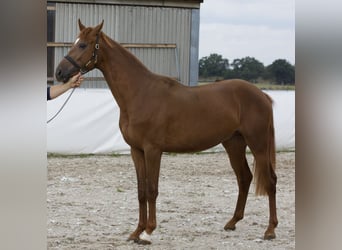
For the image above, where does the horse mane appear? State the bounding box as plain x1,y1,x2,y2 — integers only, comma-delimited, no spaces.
99,32,152,74
101,32,114,49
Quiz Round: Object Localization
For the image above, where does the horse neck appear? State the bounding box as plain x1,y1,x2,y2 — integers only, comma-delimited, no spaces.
96,34,153,111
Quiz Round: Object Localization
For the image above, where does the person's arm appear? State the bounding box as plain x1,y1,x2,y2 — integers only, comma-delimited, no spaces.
48,73,84,100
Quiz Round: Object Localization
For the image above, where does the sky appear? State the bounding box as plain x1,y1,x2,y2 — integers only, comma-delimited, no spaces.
199,0,295,66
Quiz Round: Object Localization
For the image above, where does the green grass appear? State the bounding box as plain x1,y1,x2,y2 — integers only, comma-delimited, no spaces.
253,82,295,90
198,81,295,90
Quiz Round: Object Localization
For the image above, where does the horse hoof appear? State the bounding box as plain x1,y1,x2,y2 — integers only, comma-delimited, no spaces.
138,230,152,245
224,224,236,231
127,237,151,245
264,232,276,240
137,239,152,245
127,234,139,242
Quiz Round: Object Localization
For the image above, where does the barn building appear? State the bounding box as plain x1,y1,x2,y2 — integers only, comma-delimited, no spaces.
47,0,203,87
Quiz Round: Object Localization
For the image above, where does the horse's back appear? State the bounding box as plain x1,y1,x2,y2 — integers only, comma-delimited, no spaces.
208,79,269,100
212,79,273,111
158,78,272,122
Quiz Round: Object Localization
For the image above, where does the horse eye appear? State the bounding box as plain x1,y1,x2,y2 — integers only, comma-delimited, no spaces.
79,43,87,49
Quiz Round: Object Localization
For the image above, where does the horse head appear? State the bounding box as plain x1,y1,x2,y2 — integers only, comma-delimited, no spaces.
55,19,104,83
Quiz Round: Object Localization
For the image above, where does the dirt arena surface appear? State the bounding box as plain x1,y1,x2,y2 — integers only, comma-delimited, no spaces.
47,151,295,249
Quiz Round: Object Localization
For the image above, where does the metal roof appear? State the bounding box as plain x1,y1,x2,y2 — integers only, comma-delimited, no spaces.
48,0,203,8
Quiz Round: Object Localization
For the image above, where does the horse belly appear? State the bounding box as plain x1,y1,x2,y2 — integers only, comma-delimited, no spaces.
161,117,237,153
158,96,240,152
163,138,225,153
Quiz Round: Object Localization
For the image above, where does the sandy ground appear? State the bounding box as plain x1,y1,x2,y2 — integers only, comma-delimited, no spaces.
47,152,295,249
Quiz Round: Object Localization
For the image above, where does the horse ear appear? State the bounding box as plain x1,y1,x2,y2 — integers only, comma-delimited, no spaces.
78,19,86,31
94,20,104,34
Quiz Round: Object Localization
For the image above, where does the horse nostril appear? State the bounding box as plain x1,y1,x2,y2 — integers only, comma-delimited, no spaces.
55,68,62,80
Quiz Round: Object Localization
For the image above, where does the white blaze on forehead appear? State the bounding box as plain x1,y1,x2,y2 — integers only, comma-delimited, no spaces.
74,37,80,45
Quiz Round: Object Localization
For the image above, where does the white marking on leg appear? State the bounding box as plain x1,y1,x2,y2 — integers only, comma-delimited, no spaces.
139,230,152,243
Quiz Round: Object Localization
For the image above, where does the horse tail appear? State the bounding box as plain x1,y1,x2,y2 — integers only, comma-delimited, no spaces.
254,94,276,196
268,108,276,172
266,93,276,172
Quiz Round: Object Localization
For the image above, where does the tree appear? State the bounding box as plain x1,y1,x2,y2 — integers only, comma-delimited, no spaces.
229,57,265,82
267,59,295,84
199,53,229,78
198,54,295,84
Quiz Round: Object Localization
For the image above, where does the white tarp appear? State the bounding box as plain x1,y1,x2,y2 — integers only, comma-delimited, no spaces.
47,88,295,154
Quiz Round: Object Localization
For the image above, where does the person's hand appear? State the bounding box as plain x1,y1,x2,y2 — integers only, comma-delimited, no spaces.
67,72,84,88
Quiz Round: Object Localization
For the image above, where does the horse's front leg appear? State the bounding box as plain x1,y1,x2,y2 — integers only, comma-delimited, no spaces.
127,147,147,242
137,146,162,245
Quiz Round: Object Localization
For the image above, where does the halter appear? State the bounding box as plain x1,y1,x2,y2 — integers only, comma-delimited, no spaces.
64,33,100,75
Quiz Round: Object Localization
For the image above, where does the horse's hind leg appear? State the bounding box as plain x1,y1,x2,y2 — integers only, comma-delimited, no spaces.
245,133,278,240
251,150,278,239
222,132,252,231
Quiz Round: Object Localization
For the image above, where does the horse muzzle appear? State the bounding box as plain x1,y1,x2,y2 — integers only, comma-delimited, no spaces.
55,63,78,83
55,66,66,83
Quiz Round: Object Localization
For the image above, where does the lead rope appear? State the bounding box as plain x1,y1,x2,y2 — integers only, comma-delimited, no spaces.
47,87,76,124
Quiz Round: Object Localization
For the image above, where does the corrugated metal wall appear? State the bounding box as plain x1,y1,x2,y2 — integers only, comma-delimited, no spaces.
54,3,192,87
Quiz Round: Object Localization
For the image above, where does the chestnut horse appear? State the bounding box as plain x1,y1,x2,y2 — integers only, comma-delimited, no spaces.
55,20,278,244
